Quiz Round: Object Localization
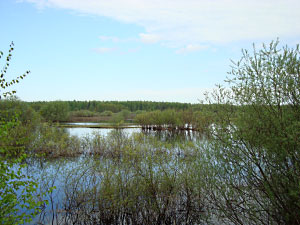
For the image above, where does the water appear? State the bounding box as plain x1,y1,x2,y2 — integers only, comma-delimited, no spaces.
67,127,141,137
63,122,105,126
23,156,94,224
65,122,141,137
23,124,203,224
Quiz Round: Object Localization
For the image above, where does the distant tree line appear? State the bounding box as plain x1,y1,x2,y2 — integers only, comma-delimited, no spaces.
1,98,238,129
28,100,195,113
16,100,202,122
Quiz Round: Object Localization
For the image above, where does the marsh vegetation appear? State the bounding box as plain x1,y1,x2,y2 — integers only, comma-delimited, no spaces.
1,40,300,224
23,130,212,224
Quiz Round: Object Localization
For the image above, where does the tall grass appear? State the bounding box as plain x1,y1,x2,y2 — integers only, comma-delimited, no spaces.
32,131,213,224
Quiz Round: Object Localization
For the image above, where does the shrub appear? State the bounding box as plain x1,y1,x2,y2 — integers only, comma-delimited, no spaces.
204,40,300,224
100,110,113,116
0,42,45,224
40,101,69,122
69,110,100,117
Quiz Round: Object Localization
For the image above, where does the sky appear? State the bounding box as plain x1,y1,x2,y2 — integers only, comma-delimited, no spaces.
0,0,300,103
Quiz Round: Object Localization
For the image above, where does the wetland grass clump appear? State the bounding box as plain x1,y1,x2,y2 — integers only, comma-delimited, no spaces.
92,135,209,224
30,123,81,157
33,130,212,225
135,109,214,132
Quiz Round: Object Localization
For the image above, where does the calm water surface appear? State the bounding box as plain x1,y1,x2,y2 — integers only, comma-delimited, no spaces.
24,124,202,224
65,122,141,137
67,127,140,137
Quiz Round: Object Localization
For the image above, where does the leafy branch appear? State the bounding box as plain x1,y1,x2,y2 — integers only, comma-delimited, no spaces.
0,41,30,99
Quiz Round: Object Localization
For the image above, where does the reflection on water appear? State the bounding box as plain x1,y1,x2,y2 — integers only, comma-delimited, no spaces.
66,123,204,142
64,122,107,126
67,127,141,137
24,156,94,224
63,122,141,127
141,129,205,142
23,125,207,224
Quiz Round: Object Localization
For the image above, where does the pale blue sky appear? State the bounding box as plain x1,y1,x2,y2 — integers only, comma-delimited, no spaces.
1,0,299,103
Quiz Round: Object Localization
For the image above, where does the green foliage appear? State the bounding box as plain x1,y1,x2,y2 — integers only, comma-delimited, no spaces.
0,43,47,224
135,110,146,114
39,131,210,224
104,109,132,125
0,42,29,99
0,96,40,124
135,109,213,131
110,112,125,126
92,136,207,224
27,101,215,124
40,101,70,122
100,110,113,116
120,109,131,120
69,109,100,117
30,100,195,114
0,97,41,149
31,123,81,157
0,117,44,224
192,110,213,132
204,40,300,224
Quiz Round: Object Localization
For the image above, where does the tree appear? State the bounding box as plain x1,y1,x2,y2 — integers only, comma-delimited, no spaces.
120,109,131,120
204,40,300,224
0,43,45,224
40,101,70,122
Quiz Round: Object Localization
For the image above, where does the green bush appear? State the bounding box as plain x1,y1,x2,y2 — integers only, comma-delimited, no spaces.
31,123,81,157
100,110,113,116
203,40,300,224
40,101,70,122
0,97,41,150
110,112,124,126
0,118,46,224
69,110,100,117
0,42,46,224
